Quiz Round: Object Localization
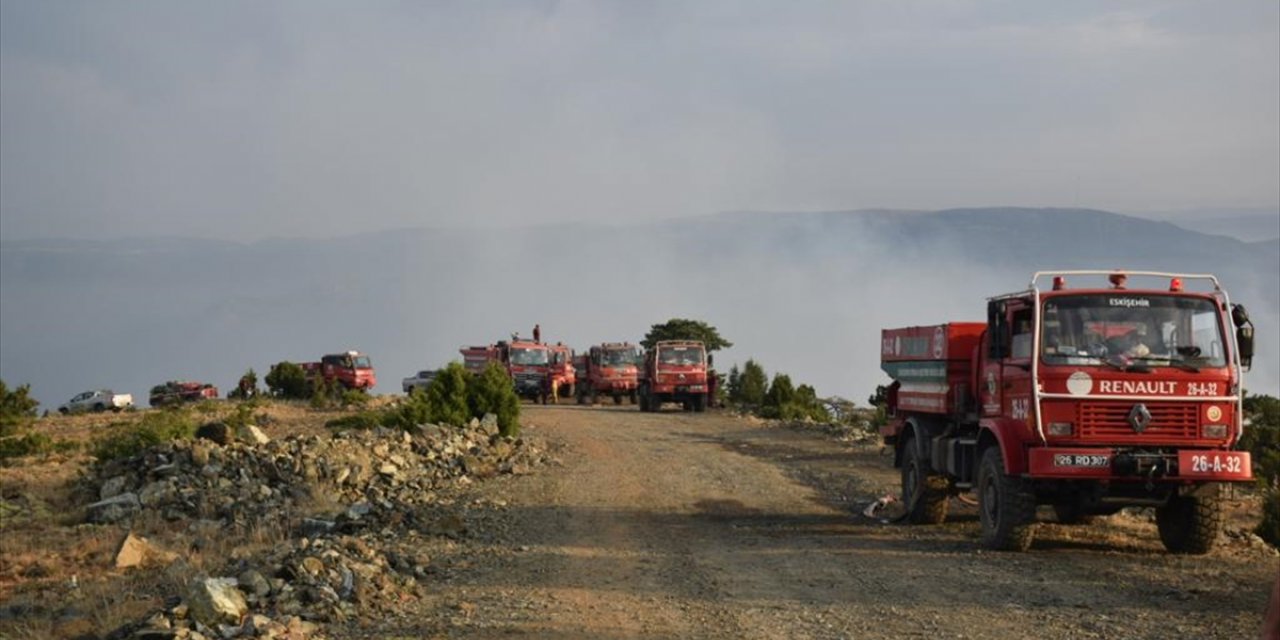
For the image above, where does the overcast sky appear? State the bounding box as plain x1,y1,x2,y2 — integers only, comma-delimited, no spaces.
1,1,1277,241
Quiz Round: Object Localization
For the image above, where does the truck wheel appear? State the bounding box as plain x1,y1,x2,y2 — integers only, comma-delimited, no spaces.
976,446,1036,551
1156,484,1222,554
629,390,638,405
614,394,623,405
692,395,707,413
93,403,106,412
901,437,948,525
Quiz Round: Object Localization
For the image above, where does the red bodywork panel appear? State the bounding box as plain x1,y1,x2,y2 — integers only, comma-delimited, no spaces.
880,323,985,418
548,344,576,389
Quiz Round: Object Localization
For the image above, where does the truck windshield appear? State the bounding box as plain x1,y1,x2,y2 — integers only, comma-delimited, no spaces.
658,347,704,366
1042,294,1227,368
603,348,641,366
354,356,372,368
510,348,550,366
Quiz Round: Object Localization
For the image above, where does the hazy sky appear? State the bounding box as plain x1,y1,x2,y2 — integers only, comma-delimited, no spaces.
2,1,1277,241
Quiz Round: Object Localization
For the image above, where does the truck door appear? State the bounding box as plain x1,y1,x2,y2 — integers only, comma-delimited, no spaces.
1003,301,1035,430
981,301,1006,417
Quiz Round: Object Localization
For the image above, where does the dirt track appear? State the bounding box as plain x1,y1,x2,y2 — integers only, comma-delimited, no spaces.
340,405,1276,639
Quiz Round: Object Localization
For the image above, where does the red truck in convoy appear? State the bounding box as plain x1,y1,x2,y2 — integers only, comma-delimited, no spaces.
547,343,577,403
880,270,1256,553
301,351,377,391
639,340,711,412
460,339,552,403
149,381,219,407
577,342,643,405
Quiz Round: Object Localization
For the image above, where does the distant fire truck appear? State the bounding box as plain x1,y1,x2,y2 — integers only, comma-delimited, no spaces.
461,339,552,403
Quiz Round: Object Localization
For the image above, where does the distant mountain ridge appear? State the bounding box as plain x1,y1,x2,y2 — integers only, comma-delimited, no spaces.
2,207,1276,410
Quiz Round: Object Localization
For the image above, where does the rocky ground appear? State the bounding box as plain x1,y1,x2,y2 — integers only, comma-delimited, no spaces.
1,402,1276,639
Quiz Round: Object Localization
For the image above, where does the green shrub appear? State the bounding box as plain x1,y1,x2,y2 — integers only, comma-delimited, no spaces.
1241,393,1280,548
0,380,39,437
92,410,196,461
468,361,520,437
381,387,432,431
424,362,471,427
309,377,339,410
326,411,385,431
735,360,767,409
341,388,370,409
265,361,311,399
0,430,78,461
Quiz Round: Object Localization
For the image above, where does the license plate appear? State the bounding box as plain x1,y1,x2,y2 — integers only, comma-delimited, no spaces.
1053,454,1110,468
1179,451,1251,479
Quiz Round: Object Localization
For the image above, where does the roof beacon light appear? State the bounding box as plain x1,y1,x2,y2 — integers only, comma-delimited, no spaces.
1109,272,1128,289
1169,278,1183,292
1052,276,1067,291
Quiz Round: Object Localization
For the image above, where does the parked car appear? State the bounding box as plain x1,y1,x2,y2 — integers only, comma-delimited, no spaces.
58,389,134,414
402,370,438,394
149,381,219,407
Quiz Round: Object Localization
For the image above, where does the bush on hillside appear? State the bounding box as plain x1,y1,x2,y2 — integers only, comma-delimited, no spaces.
0,380,39,437
266,361,311,400
468,361,521,437
92,409,197,461
423,362,471,427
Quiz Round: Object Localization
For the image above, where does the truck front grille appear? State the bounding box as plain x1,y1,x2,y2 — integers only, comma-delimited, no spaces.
1076,402,1198,442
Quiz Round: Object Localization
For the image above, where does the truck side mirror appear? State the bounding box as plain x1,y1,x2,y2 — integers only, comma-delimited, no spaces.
1231,304,1250,328
707,354,714,367
1237,325,1254,371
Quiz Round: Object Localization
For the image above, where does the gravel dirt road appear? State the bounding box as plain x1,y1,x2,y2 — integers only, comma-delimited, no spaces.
351,404,1275,639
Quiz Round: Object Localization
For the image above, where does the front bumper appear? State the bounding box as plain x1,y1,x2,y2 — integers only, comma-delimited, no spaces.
1027,447,1252,481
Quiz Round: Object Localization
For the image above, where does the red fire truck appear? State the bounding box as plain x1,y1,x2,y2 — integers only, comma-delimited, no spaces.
880,270,1256,553
460,339,552,403
300,351,377,391
639,340,711,412
547,343,576,403
577,342,643,405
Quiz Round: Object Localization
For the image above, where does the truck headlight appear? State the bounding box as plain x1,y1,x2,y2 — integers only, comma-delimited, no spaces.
1047,422,1074,436
1202,424,1228,439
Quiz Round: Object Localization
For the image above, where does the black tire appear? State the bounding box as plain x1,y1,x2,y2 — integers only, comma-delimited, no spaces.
1156,484,1222,554
58,407,69,415
614,394,623,405
900,437,949,525
93,403,106,412
692,394,707,413
1052,503,1096,525
629,390,638,405
682,400,693,412
976,446,1036,551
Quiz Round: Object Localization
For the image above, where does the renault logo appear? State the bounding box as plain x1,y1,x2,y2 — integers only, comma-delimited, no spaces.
1128,404,1152,433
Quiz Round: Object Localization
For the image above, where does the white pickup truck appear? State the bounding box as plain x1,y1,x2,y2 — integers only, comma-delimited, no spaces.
401,370,438,394
58,389,134,414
